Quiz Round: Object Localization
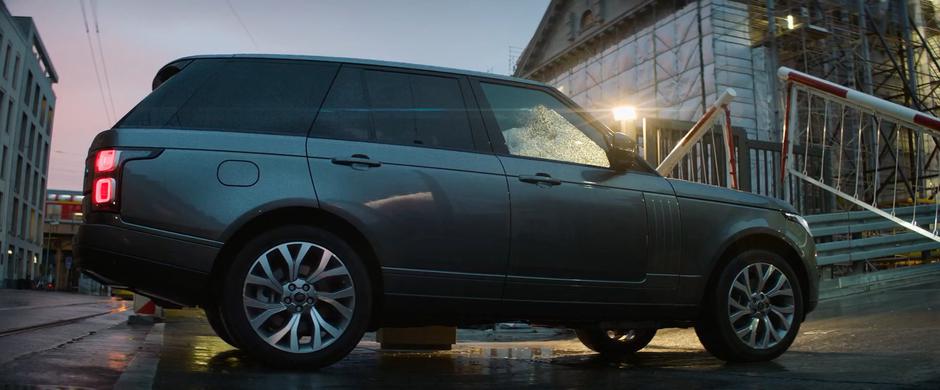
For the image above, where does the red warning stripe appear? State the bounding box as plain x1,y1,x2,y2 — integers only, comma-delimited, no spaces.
136,299,156,315
784,71,849,98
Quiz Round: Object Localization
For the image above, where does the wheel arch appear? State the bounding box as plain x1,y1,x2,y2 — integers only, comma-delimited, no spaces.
701,229,811,318
209,206,384,328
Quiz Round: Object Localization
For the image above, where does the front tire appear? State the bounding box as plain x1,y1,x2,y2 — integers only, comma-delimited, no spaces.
576,328,657,355
695,249,804,362
219,225,372,368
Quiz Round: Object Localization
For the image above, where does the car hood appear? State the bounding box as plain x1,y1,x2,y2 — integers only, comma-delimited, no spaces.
666,179,798,214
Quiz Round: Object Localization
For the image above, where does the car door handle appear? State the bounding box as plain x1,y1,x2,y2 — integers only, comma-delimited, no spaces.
518,173,562,186
331,154,382,168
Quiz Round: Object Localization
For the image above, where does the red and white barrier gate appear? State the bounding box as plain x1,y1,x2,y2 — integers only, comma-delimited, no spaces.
655,88,739,189
779,66,940,242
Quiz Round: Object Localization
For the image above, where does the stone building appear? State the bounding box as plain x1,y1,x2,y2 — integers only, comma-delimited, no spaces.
514,0,774,141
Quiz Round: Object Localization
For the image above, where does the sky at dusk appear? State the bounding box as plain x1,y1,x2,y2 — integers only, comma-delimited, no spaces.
5,0,550,190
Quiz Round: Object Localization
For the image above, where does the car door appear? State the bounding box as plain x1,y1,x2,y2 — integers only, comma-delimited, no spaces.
306,65,509,316
473,80,679,312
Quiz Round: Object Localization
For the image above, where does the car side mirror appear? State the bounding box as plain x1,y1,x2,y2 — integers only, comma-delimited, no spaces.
608,132,637,171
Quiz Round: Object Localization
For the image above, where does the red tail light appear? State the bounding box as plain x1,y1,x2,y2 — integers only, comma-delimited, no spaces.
87,148,159,213
95,149,119,172
93,177,116,204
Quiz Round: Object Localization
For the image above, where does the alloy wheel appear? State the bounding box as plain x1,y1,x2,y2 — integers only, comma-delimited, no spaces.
242,241,355,353
727,262,795,349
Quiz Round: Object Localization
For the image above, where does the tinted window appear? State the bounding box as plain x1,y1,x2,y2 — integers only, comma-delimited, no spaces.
313,68,372,141
480,82,609,168
313,67,474,150
119,59,221,128
120,59,339,136
175,60,338,134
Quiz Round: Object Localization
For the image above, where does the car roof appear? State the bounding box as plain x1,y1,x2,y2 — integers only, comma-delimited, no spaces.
166,54,549,88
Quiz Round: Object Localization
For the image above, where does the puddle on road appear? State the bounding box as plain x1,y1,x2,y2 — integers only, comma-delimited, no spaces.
176,330,724,374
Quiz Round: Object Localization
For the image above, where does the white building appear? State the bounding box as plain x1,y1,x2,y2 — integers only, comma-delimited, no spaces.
514,0,775,141
0,1,57,288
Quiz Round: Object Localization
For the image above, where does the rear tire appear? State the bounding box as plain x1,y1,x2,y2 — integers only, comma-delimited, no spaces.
219,225,372,369
204,302,240,348
576,328,657,355
695,249,804,362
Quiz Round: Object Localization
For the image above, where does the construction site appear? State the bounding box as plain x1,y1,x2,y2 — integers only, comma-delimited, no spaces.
514,0,940,276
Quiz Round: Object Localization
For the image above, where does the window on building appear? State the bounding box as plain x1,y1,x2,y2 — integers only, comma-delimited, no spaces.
41,142,48,172
0,91,5,129
39,96,46,126
46,203,61,222
312,68,475,151
6,100,13,133
2,45,11,80
24,169,31,203
23,72,32,101
37,178,44,206
31,86,39,116
0,146,6,179
18,113,26,151
14,157,21,193
479,82,609,168
20,204,26,237
31,172,38,205
45,106,53,132
580,9,595,31
12,55,20,88
29,209,36,242
28,124,35,160
10,199,18,236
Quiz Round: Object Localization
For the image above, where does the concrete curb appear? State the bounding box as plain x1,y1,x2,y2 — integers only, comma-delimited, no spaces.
114,322,164,390
820,262,940,301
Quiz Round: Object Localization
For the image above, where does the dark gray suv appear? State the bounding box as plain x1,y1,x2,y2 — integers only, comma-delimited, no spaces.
76,54,818,368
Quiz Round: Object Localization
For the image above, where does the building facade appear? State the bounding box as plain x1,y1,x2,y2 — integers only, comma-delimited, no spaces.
0,2,57,288
515,0,774,141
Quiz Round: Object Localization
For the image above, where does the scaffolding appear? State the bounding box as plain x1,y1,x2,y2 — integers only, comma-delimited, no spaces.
746,0,940,210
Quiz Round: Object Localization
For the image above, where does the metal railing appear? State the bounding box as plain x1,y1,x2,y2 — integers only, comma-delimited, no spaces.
806,205,940,266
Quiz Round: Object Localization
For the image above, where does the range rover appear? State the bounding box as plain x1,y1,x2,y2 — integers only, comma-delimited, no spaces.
76,54,818,368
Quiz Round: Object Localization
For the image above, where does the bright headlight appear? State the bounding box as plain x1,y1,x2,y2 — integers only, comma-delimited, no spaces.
784,212,812,236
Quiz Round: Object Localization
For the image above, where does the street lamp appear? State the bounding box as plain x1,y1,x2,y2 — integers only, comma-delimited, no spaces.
612,105,638,140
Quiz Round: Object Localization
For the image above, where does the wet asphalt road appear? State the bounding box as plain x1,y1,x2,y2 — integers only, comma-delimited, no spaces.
1,281,939,389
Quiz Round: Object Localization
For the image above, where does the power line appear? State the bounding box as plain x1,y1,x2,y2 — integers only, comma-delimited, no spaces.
226,0,259,50
91,0,117,120
78,0,112,124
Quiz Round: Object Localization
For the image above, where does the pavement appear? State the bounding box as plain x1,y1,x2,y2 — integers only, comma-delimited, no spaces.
0,290,133,366
0,281,939,389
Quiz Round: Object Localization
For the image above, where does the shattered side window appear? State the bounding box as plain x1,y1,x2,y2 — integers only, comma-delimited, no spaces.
481,82,609,168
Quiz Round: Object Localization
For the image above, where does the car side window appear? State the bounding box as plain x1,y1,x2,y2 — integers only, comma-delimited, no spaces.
172,59,339,135
312,67,475,151
480,82,610,168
